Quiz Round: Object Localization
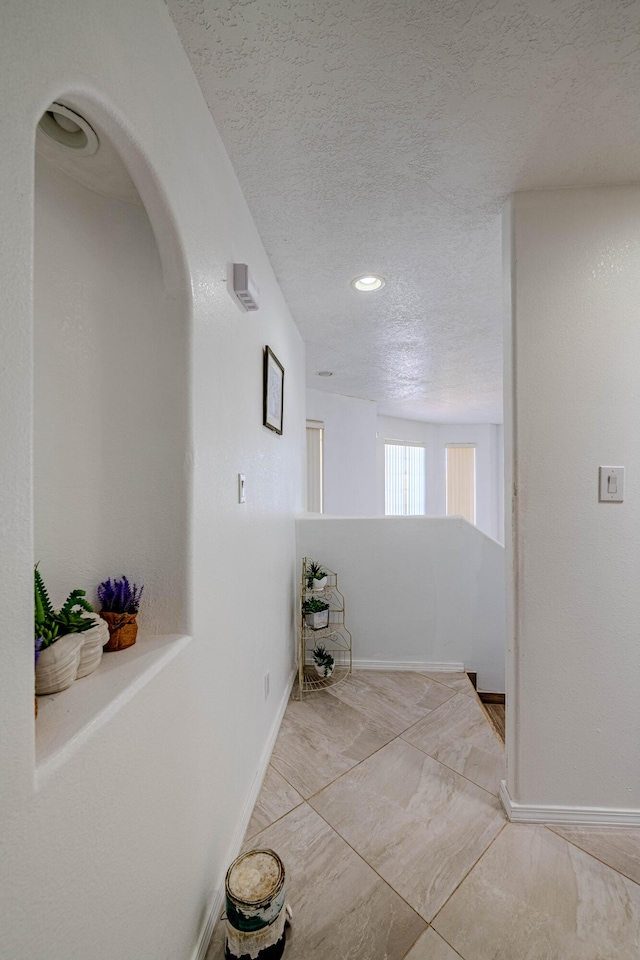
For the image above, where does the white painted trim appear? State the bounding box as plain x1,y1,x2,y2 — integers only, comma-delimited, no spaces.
191,665,297,960
353,659,465,672
500,781,640,826
192,883,225,960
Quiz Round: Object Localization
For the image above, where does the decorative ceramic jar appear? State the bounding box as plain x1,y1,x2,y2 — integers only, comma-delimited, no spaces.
314,662,334,679
77,613,110,678
35,633,85,695
305,609,329,630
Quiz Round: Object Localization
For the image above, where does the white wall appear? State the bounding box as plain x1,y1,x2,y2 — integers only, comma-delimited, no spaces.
505,186,640,816
306,388,378,515
296,516,506,692
0,2,304,958
34,155,188,633
377,416,504,541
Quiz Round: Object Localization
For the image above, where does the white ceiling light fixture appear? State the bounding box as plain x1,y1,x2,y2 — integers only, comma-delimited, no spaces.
352,274,385,292
38,102,99,156
317,371,333,377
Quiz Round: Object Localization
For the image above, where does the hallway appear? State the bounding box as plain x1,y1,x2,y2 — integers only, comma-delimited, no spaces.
208,672,640,959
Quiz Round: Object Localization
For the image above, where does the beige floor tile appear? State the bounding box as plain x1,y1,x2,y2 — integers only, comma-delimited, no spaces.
402,693,505,796
309,737,505,921
327,670,456,734
245,764,303,839
405,927,463,959
421,672,476,697
269,695,395,798
433,823,640,960
549,823,640,886
206,803,426,960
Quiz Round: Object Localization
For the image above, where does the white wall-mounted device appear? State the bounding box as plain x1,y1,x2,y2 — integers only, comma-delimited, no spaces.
599,466,624,502
231,263,260,312
238,474,246,503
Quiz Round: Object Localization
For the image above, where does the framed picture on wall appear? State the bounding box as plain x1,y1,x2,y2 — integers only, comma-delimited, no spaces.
263,346,284,434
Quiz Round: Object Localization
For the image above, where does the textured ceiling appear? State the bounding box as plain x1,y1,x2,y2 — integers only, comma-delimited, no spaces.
167,0,640,423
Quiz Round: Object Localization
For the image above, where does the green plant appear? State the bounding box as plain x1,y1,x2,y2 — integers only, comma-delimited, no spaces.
312,644,334,676
34,565,96,649
306,560,327,588
302,597,330,614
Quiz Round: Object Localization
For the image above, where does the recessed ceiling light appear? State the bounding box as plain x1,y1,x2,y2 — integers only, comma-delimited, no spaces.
317,371,333,377
352,274,384,292
37,102,99,156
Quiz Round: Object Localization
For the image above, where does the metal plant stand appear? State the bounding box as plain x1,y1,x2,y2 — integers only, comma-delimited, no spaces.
296,558,352,698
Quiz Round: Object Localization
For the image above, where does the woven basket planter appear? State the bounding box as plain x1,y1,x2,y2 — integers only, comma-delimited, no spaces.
101,611,138,651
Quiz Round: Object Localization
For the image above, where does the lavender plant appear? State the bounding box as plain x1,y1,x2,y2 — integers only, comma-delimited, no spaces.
97,576,144,614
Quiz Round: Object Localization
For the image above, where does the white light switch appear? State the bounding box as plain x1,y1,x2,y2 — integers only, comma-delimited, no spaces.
599,466,624,502
238,474,246,503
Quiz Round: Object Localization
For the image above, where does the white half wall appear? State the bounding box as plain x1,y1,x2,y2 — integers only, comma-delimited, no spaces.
505,186,640,815
306,388,378,514
296,516,506,692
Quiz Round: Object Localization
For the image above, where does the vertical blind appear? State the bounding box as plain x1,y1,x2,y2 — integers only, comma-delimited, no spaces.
385,442,426,515
306,422,324,513
446,445,476,524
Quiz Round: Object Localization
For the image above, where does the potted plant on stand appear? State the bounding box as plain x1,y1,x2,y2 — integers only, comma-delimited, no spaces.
306,561,328,591
302,596,330,630
34,566,101,695
312,644,335,679
98,576,144,651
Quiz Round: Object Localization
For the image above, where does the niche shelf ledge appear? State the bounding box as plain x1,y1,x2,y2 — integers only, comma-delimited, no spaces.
35,633,192,787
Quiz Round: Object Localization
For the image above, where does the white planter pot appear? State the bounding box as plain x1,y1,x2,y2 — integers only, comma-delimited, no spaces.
305,610,329,630
77,614,110,679
314,663,334,679
35,633,85,695
311,576,327,591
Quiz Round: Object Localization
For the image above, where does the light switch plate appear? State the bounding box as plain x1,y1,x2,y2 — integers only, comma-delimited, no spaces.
238,474,246,503
599,466,624,502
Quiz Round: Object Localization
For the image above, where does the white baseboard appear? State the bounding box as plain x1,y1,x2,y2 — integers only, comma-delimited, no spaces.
352,659,465,672
191,665,297,960
499,781,640,826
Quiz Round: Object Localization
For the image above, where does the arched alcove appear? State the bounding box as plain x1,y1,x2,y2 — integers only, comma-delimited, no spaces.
33,99,190,766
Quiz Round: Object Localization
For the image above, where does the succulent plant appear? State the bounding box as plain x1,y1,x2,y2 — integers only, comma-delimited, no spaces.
34,565,96,649
302,597,330,614
312,644,334,676
97,576,144,614
306,560,327,588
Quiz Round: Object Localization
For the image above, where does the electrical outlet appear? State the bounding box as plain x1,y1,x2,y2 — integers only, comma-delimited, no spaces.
264,671,270,700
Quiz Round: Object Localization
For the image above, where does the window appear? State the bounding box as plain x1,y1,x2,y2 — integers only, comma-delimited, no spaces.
446,445,476,524
306,421,324,513
385,442,426,515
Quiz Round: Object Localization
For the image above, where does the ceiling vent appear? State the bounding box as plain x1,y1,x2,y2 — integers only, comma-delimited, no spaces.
38,102,99,156
231,263,260,312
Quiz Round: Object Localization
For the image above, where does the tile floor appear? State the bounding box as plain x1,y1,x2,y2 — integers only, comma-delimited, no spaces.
207,671,640,960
